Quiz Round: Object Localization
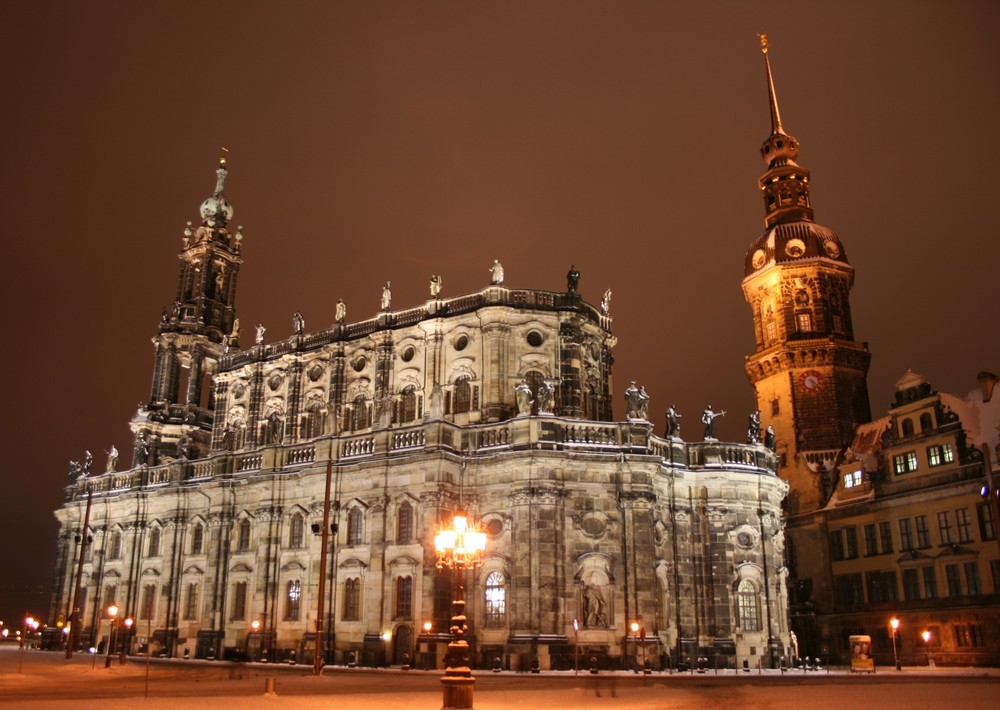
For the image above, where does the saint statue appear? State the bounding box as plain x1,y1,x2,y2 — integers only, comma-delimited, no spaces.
566,264,580,292
665,404,682,438
747,410,762,445
255,323,266,345
514,380,533,415
489,259,504,285
600,288,612,316
430,274,443,298
381,281,392,311
537,379,555,414
702,405,726,440
292,311,305,335
336,299,347,323
105,445,119,472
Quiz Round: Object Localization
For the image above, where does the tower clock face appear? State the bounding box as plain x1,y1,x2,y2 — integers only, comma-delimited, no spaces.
799,370,824,392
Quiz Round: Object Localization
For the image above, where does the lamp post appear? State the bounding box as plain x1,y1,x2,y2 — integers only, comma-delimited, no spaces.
18,615,38,673
573,618,579,676
250,619,261,662
921,630,931,667
889,617,900,671
434,511,487,710
120,617,133,664
104,605,119,669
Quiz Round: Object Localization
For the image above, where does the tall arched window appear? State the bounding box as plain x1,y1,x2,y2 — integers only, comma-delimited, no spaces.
737,579,760,632
902,419,915,437
147,527,161,557
285,579,301,620
191,523,204,555
919,413,933,432
484,571,506,627
109,531,123,559
343,578,360,620
394,576,413,619
399,386,418,423
453,377,472,414
347,508,363,545
397,501,413,544
237,519,251,552
289,513,304,549
352,395,371,431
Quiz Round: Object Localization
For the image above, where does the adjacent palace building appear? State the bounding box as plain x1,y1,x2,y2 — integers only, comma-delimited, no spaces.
50,41,998,669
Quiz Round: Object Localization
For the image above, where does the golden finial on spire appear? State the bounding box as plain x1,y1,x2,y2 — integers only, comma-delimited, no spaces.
758,33,769,54
219,146,229,167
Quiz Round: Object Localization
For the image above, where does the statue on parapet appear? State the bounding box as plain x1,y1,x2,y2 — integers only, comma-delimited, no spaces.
702,405,726,440
336,299,347,323
765,424,776,452
255,323,266,345
747,410,762,445
537,379,555,414
514,380,533,415
566,264,580,293
82,451,93,476
293,311,305,335
489,259,504,285
624,381,642,420
665,404,682,438
430,274,443,298
381,281,392,311
600,289,612,316
105,445,119,472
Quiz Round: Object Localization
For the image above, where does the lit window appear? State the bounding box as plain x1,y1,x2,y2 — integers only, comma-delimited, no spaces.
484,571,506,628
737,580,760,631
927,444,953,467
285,580,301,620
796,313,813,332
893,452,918,475
844,470,862,489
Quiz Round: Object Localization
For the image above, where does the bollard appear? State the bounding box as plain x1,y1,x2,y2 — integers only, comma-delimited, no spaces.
263,677,277,696
590,656,599,675
493,656,502,673
183,647,190,660
743,658,750,673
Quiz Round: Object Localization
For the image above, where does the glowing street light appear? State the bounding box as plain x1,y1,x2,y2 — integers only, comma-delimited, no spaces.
889,617,901,671
104,605,119,669
434,511,487,710
922,629,931,666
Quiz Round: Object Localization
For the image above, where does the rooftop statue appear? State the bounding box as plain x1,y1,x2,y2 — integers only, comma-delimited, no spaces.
489,259,504,285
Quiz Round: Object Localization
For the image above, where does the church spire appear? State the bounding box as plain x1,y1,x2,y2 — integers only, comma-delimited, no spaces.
756,35,812,228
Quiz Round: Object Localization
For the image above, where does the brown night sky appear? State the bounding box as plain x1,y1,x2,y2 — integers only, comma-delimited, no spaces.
1,1,997,624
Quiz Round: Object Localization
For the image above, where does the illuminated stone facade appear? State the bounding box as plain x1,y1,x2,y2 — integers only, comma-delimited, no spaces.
50,162,791,671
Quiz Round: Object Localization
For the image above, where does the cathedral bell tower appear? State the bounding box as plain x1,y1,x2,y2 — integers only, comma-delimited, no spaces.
742,37,871,515
130,158,244,466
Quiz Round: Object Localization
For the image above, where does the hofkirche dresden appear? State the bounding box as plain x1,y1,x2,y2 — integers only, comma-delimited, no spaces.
49,40,998,669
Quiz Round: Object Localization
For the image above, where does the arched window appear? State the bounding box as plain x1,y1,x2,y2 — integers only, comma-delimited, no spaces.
147,527,161,557
285,579,301,620
352,395,370,431
394,576,413,619
191,523,204,555
737,579,760,632
397,501,413,544
109,531,123,559
919,413,933,432
237,519,251,552
399,386,418,423
902,418,915,437
347,508,363,545
453,377,472,414
289,513,304,549
231,581,247,620
484,571,506,627
304,402,325,439
343,578,361,620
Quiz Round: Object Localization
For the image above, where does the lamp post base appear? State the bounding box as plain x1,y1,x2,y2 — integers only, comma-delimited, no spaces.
441,669,476,709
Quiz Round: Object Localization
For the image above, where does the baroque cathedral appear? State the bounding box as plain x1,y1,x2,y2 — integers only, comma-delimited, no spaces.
49,39,999,671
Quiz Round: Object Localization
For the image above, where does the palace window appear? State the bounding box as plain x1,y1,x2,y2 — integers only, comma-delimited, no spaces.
945,564,962,596
737,580,760,631
232,581,247,620
866,571,898,603
285,580,301,620
796,313,813,333
351,395,371,431
140,584,156,620
919,412,933,431
104,584,117,609
915,515,930,548
903,569,920,601
956,508,972,543
893,452,918,474
833,574,863,605
184,583,199,620
898,518,913,551
937,511,953,545
842,527,857,559
484,571,506,627
343,578,360,620
191,524,204,555
397,501,413,544
109,530,123,559
453,377,473,414
148,527,161,557
844,470,863,489
965,562,981,595
978,503,996,540
954,624,985,648
399,386,418,423
289,513,305,549
394,576,412,619
879,521,894,553
863,524,877,556
347,508,363,545
901,419,915,437
927,444,955,467
923,567,937,599
237,519,251,552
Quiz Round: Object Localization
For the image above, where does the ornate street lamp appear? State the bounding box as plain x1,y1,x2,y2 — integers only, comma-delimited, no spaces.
921,629,931,667
889,617,901,671
434,512,487,710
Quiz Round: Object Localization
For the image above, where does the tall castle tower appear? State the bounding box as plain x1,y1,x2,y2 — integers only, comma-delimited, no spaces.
742,37,871,515
129,158,244,466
